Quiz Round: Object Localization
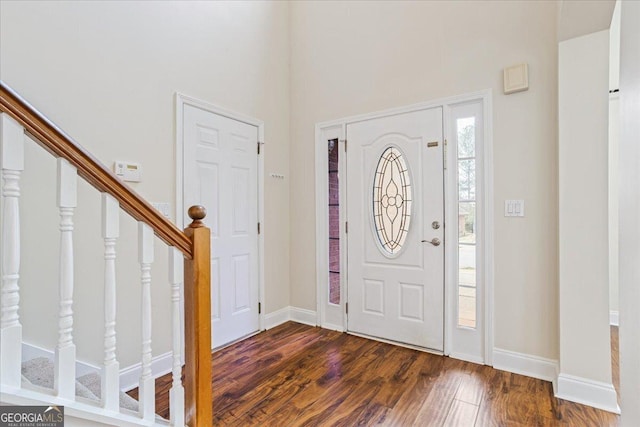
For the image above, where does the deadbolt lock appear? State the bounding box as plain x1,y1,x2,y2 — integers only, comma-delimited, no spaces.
432,221,440,230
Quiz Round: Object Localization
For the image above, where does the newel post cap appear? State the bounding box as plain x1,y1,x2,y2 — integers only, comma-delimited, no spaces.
188,205,207,228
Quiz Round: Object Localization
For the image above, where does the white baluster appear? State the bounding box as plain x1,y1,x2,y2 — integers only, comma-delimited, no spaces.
102,194,119,411
0,113,24,388
138,223,155,420
55,158,77,399
169,247,185,427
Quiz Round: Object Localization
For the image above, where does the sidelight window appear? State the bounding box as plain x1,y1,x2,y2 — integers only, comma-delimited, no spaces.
457,117,477,328
328,139,340,305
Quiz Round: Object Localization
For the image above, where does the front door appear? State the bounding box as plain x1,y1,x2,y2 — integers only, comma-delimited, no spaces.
346,107,444,350
183,104,260,348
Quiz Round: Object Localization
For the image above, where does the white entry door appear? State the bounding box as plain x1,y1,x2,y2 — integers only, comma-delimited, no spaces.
346,108,444,351
183,104,260,348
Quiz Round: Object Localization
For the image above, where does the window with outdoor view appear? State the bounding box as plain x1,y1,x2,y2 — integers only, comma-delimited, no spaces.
457,117,477,328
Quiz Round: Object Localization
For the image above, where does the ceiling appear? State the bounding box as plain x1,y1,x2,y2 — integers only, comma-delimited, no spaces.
558,0,616,41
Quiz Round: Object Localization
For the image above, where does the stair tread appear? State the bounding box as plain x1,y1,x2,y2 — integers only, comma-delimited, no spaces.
76,372,139,411
21,357,138,411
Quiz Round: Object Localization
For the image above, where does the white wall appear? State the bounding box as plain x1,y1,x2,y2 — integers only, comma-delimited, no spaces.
290,0,559,360
0,1,290,369
608,1,620,318
609,1,621,92
558,29,615,407
609,95,619,317
619,1,640,424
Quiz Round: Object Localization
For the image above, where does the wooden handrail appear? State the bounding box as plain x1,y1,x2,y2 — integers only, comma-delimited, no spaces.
0,81,192,257
1,81,213,426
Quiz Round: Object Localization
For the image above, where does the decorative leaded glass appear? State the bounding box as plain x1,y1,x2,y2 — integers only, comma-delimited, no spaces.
372,146,412,255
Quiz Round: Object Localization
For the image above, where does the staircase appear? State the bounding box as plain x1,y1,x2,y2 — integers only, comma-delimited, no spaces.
21,357,141,413
0,82,213,426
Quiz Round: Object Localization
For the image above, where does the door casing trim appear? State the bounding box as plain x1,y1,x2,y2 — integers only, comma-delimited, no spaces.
314,89,494,365
175,92,266,339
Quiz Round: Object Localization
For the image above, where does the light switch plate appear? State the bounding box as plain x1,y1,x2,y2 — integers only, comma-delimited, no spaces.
505,200,525,217
151,202,171,219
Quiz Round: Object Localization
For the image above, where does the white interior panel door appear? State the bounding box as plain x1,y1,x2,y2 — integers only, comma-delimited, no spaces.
346,108,444,350
183,104,259,348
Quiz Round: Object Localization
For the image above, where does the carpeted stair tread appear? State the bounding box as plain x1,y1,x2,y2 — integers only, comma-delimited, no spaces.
21,357,56,389
21,357,137,410
76,372,139,411
20,356,169,423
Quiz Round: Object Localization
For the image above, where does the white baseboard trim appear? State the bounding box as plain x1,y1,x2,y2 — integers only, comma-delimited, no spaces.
449,352,484,365
320,322,345,332
556,373,620,414
22,342,99,378
290,307,317,326
263,306,318,330
119,351,173,392
493,347,559,383
264,306,291,329
610,310,619,326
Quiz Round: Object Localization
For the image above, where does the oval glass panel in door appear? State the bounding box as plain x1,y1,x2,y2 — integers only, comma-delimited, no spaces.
372,146,412,255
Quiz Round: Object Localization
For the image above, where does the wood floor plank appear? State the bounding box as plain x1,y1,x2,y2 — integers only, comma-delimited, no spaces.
378,352,445,425
443,399,479,427
475,369,512,427
129,322,620,426
301,378,385,426
455,372,485,406
213,331,337,418
371,348,422,409
413,367,465,426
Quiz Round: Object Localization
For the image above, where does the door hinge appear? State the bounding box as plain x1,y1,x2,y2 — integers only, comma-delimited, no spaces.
344,139,347,152
443,139,447,170
345,221,348,234
258,222,261,234
257,141,263,155
346,302,349,314
258,302,262,314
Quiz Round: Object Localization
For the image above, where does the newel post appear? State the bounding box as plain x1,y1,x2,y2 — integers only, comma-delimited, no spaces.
183,206,212,427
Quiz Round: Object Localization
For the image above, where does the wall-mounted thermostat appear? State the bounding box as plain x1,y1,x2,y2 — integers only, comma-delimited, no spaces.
114,161,142,182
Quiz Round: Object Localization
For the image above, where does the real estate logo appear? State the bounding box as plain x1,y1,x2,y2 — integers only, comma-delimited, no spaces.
0,405,64,427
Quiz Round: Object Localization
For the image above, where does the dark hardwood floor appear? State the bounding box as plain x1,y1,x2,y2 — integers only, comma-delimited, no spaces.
130,322,620,426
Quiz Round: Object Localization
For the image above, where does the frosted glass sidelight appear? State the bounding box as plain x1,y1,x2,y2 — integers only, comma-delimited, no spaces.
372,147,412,255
